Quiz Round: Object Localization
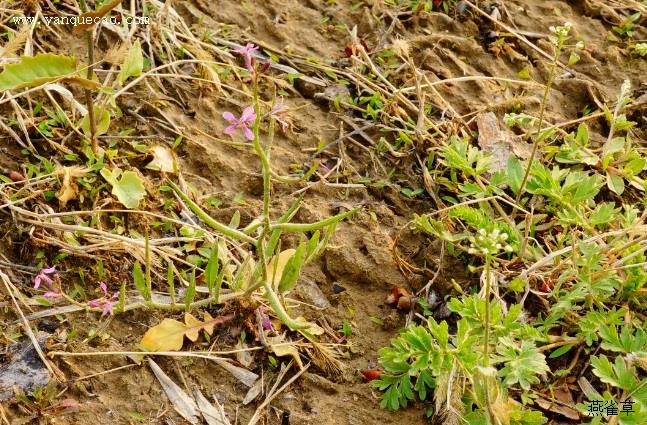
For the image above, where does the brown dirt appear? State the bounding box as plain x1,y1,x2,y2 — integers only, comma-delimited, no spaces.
1,0,646,424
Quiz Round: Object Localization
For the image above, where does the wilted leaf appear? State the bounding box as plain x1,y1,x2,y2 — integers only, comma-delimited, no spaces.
118,39,144,85
140,313,235,351
193,387,232,425
146,145,177,173
267,335,303,368
476,112,514,174
0,53,97,91
140,318,186,351
100,168,146,209
55,166,88,207
74,0,124,33
148,358,200,424
184,311,232,342
242,379,263,405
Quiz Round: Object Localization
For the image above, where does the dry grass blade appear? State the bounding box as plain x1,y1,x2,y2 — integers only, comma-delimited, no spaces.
247,361,310,425
148,358,200,424
192,386,232,425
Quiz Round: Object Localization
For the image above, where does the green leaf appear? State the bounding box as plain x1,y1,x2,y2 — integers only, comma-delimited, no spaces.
118,40,144,85
278,242,307,294
607,173,625,195
132,261,150,300
100,168,146,209
507,156,524,194
80,105,111,137
517,67,530,79
0,53,97,91
603,137,626,157
549,344,574,358
494,338,549,391
204,241,220,297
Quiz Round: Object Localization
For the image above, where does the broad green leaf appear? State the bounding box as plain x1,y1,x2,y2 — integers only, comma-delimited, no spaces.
507,156,524,194
79,105,111,137
204,241,220,295
118,39,144,85
603,137,626,157
575,124,589,146
0,53,97,91
100,168,146,209
607,173,625,195
625,158,646,177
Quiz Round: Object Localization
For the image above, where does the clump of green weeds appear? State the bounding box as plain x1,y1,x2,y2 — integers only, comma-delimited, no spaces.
374,21,647,424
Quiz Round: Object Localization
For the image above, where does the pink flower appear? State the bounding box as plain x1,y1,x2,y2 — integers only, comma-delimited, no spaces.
34,266,56,289
44,290,62,300
267,97,289,131
88,282,118,317
232,43,259,72
223,107,256,140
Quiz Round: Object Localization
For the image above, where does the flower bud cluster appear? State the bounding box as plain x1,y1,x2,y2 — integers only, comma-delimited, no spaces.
467,228,513,256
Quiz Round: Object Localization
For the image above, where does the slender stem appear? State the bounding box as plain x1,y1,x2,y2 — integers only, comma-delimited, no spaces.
483,256,495,425
483,257,492,366
79,0,97,153
516,43,564,202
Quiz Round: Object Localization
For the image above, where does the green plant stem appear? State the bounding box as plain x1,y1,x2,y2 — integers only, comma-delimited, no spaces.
516,43,564,203
145,228,152,297
79,0,97,153
483,256,492,366
167,180,256,243
263,282,308,329
271,207,360,232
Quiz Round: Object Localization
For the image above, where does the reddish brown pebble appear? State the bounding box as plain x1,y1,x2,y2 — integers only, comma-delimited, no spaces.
360,369,382,381
9,171,24,182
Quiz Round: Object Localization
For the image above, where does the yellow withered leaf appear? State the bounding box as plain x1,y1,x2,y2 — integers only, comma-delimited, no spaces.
140,312,234,351
140,318,186,352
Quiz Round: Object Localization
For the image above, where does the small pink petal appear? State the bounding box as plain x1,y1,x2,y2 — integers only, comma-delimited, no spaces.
102,302,114,316
224,124,237,135
42,266,56,274
241,107,256,122
99,282,108,295
88,299,101,308
43,291,61,300
242,126,254,141
40,274,53,287
222,111,236,122
34,276,42,289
